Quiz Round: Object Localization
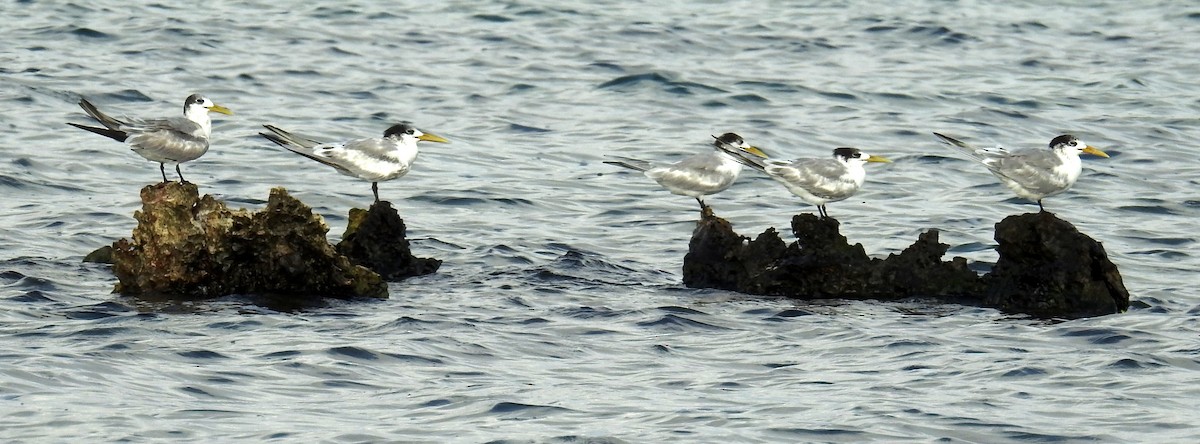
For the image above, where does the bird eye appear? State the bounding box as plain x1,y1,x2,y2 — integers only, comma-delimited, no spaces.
406,129,416,135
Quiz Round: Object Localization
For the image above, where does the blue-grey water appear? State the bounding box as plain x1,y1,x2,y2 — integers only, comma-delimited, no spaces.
3,1,1199,442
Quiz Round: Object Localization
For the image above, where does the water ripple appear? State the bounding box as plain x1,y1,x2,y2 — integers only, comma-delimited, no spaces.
2,1,1198,442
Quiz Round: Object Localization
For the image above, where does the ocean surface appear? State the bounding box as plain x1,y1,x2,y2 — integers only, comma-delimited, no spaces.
3,0,1199,442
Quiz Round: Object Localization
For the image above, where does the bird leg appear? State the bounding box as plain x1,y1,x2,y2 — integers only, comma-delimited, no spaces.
158,163,169,183
818,205,829,219
176,164,188,184
1037,200,1046,213
372,182,380,203
697,198,714,219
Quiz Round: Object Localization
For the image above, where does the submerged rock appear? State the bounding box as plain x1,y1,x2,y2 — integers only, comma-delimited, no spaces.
109,182,386,300
336,201,441,281
683,212,1128,319
83,245,113,264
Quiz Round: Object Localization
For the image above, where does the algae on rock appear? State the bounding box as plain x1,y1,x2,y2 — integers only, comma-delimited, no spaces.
110,182,387,300
336,201,441,281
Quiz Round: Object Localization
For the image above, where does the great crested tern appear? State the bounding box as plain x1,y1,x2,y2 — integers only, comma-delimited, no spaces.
68,94,233,183
604,132,768,216
259,123,448,203
721,144,891,219
933,132,1109,212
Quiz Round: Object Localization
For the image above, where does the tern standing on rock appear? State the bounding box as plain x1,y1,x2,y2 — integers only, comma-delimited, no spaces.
720,143,891,219
68,94,233,183
604,132,768,217
260,123,449,203
934,132,1109,212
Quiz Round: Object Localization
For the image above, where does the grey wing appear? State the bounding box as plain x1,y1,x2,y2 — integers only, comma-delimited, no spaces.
985,150,1065,194
122,117,209,161
768,159,854,199
297,141,353,171
301,137,396,173
646,152,730,191
331,137,393,161
124,117,205,141
672,151,722,171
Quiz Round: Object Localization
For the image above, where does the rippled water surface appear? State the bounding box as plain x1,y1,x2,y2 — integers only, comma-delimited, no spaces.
3,1,1200,442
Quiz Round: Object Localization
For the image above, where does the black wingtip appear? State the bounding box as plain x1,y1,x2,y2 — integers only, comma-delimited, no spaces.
932,132,963,146
68,122,128,142
258,132,288,148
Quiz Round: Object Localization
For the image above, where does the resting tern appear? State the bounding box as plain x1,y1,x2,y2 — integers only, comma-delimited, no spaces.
67,94,233,183
720,144,891,218
604,132,768,216
933,132,1109,212
260,123,448,203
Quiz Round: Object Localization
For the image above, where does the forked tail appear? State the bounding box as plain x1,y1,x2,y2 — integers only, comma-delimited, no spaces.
932,132,988,163
603,156,652,172
67,122,127,142
260,124,323,150
77,98,126,130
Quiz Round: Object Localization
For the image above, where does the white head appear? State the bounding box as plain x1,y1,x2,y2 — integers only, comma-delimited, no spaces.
1049,134,1109,158
183,94,232,120
712,132,768,158
383,123,449,145
832,147,891,165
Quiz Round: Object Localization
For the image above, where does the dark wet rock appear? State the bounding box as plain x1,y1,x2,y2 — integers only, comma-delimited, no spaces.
683,212,1127,319
984,213,1130,318
685,213,981,299
335,201,441,281
109,182,386,300
83,245,113,264
681,213,787,292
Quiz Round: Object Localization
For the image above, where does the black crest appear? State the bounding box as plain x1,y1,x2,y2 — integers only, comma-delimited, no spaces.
184,94,204,112
1049,134,1077,148
832,147,862,159
384,122,416,138
712,132,744,146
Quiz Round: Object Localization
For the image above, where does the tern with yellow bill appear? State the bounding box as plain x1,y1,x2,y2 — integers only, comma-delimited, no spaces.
933,132,1108,212
67,94,233,183
260,123,448,203
604,132,768,216
720,144,891,219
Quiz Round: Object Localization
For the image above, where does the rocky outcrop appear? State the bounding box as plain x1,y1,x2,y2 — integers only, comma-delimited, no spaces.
984,213,1129,319
684,213,983,299
109,182,387,300
336,201,441,281
683,212,1128,319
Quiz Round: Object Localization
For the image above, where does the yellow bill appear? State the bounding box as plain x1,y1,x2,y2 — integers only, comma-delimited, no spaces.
742,146,769,158
418,133,449,143
208,103,233,115
1082,146,1109,158
866,154,892,163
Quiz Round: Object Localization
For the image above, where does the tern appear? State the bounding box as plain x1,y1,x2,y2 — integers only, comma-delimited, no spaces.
604,132,767,217
260,123,448,203
721,144,891,218
68,94,233,183
933,132,1109,212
